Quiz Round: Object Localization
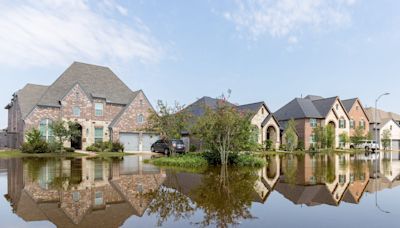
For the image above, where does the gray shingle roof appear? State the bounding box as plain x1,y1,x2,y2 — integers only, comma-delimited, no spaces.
311,97,338,117
365,107,400,123
275,96,347,121
274,98,323,121
185,96,235,117
237,102,265,113
37,62,136,107
341,98,357,113
304,95,324,101
17,84,49,118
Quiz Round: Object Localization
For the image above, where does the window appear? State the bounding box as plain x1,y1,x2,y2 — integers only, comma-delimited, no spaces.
73,106,80,117
359,120,365,129
95,103,103,116
350,119,355,129
310,118,317,128
339,118,346,129
356,106,359,110
310,133,316,144
139,99,144,107
39,119,53,142
336,104,339,110
137,114,145,124
94,127,103,143
94,161,103,181
390,125,393,131
261,108,265,115
95,192,104,206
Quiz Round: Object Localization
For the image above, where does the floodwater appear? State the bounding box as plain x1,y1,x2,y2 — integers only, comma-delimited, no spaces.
0,152,399,228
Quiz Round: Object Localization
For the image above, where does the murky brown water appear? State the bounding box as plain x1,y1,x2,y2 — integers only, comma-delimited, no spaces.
0,152,399,227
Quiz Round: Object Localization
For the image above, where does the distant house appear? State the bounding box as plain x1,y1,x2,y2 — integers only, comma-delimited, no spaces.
341,98,370,137
274,95,350,150
184,96,280,149
5,62,158,151
365,108,400,151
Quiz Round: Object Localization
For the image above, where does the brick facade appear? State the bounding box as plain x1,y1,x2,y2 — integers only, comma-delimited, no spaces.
347,99,370,136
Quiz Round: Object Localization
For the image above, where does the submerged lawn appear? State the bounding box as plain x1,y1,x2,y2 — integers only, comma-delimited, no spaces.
0,150,86,159
145,152,266,170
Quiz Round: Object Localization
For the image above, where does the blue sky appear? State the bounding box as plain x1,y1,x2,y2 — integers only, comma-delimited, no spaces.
1,0,399,128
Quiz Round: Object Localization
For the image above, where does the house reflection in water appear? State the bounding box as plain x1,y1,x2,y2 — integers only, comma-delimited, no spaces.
5,156,166,227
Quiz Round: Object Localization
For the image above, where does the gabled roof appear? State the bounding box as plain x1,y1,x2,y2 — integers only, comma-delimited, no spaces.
184,96,235,117
237,102,265,113
275,95,349,121
341,98,358,113
37,62,136,107
311,97,338,117
274,98,323,121
109,90,141,128
16,84,49,119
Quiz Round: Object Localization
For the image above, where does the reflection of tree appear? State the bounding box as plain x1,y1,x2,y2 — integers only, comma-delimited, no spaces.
283,155,298,185
191,166,257,227
145,186,195,226
23,157,51,181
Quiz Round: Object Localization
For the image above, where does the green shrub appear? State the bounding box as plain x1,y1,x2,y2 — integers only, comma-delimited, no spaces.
48,141,62,153
86,141,124,152
297,141,305,151
21,140,49,154
236,154,266,168
64,147,75,153
264,140,273,150
152,153,208,168
202,150,239,165
279,144,287,151
189,144,197,152
21,128,49,153
111,141,124,152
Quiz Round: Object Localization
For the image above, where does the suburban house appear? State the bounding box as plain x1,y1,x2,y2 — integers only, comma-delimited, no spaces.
274,95,350,150
5,62,158,151
365,108,400,151
341,98,370,137
184,96,280,149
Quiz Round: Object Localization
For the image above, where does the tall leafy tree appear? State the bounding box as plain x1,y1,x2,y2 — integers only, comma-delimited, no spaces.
49,120,80,153
350,126,366,146
284,119,298,152
381,129,392,151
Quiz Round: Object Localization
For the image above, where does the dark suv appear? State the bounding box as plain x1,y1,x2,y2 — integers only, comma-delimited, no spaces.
151,139,186,155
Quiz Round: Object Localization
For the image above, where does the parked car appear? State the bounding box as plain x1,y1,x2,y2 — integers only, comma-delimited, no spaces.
151,139,186,155
350,140,379,152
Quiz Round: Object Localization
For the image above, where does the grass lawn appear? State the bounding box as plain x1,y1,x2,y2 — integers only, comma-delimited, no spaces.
0,150,86,159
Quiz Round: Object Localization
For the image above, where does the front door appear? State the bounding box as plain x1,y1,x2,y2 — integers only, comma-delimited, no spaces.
71,124,83,150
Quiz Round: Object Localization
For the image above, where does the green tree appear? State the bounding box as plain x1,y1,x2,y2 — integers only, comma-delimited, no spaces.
49,120,81,153
381,129,392,151
313,126,326,150
339,132,350,149
192,95,256,165
284,119,298,152
326,124,336,149
313,125,335,150
147,100,190,140
350,126,366,147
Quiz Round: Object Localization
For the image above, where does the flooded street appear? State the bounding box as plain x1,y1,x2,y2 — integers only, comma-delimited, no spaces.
0,152,399,227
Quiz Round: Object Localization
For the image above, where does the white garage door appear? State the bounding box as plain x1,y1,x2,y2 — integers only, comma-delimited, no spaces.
142,134,160,151
392,140,400,151
120,133,139,151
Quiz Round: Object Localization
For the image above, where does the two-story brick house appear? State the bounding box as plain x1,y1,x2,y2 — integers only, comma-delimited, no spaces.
341,98,370,137
5,62,158,151
274,95,350,150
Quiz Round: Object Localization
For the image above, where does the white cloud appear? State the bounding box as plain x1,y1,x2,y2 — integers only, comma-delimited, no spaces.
224,0,358,41
0,0,162,68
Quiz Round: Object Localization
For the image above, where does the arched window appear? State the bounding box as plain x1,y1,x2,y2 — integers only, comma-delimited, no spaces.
137,114,145,124
39,119,53,142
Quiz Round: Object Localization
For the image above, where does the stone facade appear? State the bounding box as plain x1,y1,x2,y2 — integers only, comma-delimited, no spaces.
249,105,280,149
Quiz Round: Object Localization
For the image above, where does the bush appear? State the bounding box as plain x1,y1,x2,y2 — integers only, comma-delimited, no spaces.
64,147,75,153
152,153,208,168
48,141,62,153
236,154,266,168
189,144,197,152
21,128,49,153
279,144,287,151
21,140,49,154
86,141,124,152
297,141,305,151
264,140,273,151
202,150,239,166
